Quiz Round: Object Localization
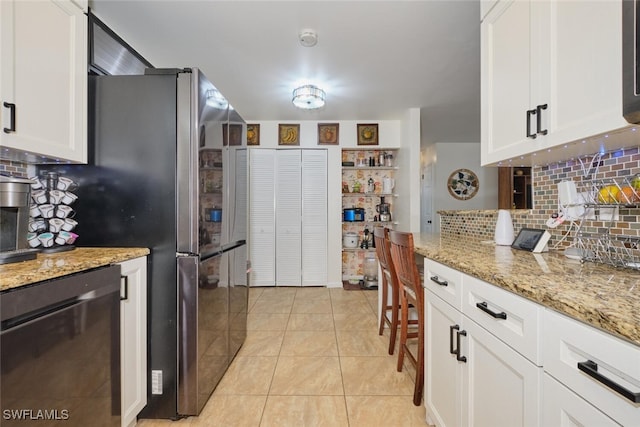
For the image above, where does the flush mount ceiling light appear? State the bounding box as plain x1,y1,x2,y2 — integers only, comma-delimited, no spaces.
292,85,325,110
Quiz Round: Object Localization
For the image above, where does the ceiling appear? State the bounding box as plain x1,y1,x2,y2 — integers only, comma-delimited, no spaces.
89,0,481,145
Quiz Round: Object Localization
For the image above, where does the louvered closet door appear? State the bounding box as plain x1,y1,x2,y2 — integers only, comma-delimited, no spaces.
249,150,275,286
275,150,302,286
301,150,327,286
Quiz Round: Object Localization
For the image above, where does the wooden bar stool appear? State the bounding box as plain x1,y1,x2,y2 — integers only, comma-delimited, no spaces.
388,229,424,406
373,226,400,355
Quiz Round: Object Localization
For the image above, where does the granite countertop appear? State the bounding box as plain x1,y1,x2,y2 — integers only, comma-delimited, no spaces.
0,247,150,292
413,234,640,347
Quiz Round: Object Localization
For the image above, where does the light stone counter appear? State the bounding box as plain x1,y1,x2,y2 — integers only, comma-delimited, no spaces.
413,234,640,347
0,247,149,292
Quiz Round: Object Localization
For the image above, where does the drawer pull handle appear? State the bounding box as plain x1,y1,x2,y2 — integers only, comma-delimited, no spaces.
430,275,448,287
456,330,467,363
577,360,640,403
449,324,459,355
476,301,507,319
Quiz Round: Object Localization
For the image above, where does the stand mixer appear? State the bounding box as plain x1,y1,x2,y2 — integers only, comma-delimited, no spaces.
376,196,391,222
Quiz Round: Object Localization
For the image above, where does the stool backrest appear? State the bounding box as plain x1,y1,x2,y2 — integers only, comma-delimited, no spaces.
373,226,394,276
388,230,423,303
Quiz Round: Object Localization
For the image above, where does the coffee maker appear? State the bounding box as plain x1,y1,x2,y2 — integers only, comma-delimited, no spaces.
376,196,391,222
0,175,37,263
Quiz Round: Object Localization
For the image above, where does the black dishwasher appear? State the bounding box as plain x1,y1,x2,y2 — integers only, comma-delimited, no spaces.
1,265,121,426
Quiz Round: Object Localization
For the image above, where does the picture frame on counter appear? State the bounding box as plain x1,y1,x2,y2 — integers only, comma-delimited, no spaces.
357,123,378,146
247,124,260,145
278,124,300,146
318,123,339,145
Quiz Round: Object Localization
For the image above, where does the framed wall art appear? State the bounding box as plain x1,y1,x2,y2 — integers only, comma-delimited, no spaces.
357,123,378,146
222,124,242,146
247,124,260,145
447,168,479,200
278,124,300,145
318,123,339,145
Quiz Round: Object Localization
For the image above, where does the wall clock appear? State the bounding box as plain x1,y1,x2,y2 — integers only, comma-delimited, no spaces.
447,168,479,200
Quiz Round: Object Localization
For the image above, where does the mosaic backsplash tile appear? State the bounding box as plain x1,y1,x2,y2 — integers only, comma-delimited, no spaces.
440,145,640,254
0,159,28,177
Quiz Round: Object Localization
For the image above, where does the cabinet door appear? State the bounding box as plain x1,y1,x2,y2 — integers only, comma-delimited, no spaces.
249,150,276,286
481,0,539,165
0,0,87,163
119,257,148,427
301,150,327,286
461,316,542,427
275,150,302,286
543,0,628,150
425,291,463,427
543,374,619,427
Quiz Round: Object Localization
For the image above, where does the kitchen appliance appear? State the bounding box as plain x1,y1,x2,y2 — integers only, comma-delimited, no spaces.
39,68,248,419
362,253,378,289
494,209,515,245
343,232,358,248
382,177,395,194
1,265,121,426
343,207,365,222
623,0,640,123
376,196,392,222
0,175,39,264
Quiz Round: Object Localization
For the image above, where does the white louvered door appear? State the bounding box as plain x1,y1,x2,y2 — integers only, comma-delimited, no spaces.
275,150,302,286
249,149,275,286
301,150,327,286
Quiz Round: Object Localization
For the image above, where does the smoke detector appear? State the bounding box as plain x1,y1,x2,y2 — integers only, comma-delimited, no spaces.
299,30,318,47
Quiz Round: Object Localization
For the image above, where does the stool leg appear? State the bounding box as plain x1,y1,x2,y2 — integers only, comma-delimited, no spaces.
413,312,425,405
397,290,408,372
388,277,399,355
378,273,389,336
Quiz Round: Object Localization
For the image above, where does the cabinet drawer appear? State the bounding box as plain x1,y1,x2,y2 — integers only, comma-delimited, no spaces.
463,275,542,365
425,260,463,310
543,374,619,427
543,310,640,427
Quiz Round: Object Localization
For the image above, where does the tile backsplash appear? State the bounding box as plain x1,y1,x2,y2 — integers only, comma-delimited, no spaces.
440,145,640,251
0,159,28,177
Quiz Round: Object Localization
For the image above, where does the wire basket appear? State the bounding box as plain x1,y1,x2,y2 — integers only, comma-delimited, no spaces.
574,232,640,270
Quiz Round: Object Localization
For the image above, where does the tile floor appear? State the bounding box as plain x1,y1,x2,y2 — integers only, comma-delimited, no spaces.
137,286,426,426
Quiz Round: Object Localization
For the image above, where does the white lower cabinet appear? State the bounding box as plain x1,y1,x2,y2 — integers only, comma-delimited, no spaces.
425,289,542,427
543,374,619,427
425,259,640,427
543,310,640,427
119,257,148,427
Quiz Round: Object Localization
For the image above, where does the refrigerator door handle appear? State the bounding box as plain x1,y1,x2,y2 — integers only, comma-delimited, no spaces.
177,255,199,415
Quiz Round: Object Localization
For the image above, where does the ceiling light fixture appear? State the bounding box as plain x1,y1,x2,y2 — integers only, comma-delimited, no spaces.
292,85,325,110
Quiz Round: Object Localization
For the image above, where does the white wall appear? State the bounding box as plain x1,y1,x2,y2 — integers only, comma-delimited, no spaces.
422,142,498,232
248,113,420,287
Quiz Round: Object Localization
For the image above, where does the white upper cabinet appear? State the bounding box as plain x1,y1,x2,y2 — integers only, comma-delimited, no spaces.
481,0,629,166
0,0,87,163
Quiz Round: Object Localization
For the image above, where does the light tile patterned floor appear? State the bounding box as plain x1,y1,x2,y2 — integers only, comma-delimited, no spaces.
137,287,426,427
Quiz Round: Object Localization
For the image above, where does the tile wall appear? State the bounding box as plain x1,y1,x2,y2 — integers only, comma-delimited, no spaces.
440,146,640,250
0,159,28,177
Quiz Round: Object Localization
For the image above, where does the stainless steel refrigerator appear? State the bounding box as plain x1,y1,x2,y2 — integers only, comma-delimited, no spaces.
39,68,248,419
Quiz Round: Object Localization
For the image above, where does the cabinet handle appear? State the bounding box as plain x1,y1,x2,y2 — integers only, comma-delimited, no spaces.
536,104,548,135
3,102,15,133
449,324,459,355
456,330,467,363
120,275,129,301
430,275,448,287
526,109,537,139
476,301,507,319
577,360,640,403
